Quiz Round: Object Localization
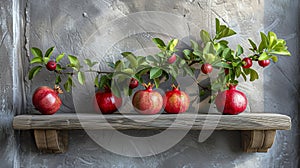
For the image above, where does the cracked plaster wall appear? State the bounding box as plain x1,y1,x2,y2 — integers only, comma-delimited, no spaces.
0,0,299,167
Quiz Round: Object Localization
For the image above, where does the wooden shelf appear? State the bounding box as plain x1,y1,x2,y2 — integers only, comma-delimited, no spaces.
13,113,291,153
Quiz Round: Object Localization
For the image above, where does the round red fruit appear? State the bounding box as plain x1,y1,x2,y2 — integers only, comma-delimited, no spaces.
215,85,247,115
94,88,122,114
129,78,139,89
242,57,252,69
132,83,163,115
167,54,177,64
163,85,190,114
201,63,213,74
258,59,270,67
224,68,229,75
32,86,62,115
46,60,57,71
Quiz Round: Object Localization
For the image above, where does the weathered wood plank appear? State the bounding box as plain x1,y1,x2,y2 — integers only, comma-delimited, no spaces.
13,113,291,131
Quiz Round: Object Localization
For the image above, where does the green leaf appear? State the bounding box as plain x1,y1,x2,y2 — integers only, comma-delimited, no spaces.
250,69,259,81
241,72,247,81
190,40,199,51
203,42,215,55
183,49,191,60
83,58,98,68
235,66,242,78
99,75,111,89
222,48,232,59
268,31,277,49
203,53,216,64
64,75,75,92
236,45,244,56
122,52,138,68
64,77,73,92
55,75,61,84
115,60,125,71
243,68,250,75
146,55,159,64
56,64,63,71
169,66,178,78
200,30,211,43
28,66,42,80
68,55,80,69
248,39,257,50
216,18,221,34
111,81,121,98
43,57,50,64
137,56,147,65
167,39,179,52
94,75,99,88
269,50,291,56
56,53,65,63
183,66,194,77
45,47,54,58
122,68,135,75
84,58,91,67
31,47,43,58
78,71,85,85
150,67,162,79
270,55,278,62
30,57,43,64
107,62,115,69
258,32,269,52
154,78,160,88
152,38,166,50
258,52,269,61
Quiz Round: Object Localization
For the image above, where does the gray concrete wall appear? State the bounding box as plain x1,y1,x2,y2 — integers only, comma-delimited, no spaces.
0,0,299,167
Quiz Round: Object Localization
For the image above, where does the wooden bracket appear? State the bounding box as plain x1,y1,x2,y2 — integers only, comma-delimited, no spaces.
241,130,276,152
34,130,68,153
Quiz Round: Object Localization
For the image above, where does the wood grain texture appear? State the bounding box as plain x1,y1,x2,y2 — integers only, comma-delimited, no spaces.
34,130,68,153
13,113,291,130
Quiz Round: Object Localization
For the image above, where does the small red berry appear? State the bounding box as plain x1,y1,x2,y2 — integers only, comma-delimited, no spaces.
46,60,57,71
258,59,270,68
167,54,177,64
224,68,229,75
129,78,139,89
242,57,253,69
201,63,213,74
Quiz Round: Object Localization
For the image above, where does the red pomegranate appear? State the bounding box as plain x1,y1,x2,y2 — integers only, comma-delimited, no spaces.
129,78,139,89
258,59,270,68
215,85,247,115
132,83,163,115
94,87,122,114
242,57,252,69
32,85,62,115
167,54,177,64
46,60,57,71
163,85,190,114
201,63,213,74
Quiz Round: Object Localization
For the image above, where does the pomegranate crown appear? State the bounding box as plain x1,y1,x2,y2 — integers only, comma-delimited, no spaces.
171,84,180,91
54,85,63,94
142,83,154,90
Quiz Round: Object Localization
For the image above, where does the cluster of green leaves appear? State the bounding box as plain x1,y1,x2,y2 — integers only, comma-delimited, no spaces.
29,47,99,92
183,18,291,92
249,31,291,62
97,38,193,97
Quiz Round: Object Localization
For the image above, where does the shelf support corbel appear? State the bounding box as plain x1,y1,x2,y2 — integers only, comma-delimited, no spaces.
241,130,276,152
34,129,68,153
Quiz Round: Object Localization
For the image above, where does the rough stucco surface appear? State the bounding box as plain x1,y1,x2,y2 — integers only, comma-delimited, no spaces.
0,0,298,167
